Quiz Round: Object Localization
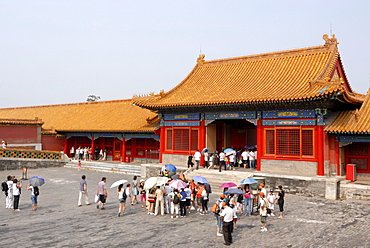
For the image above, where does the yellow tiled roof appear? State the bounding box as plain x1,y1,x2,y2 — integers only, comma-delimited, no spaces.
0,118,44,126
0,99,159,132
325,89,370,134
133,35,362,109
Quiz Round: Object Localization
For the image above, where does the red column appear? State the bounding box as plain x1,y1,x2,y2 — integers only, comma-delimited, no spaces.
63,138,68,155
199,120,206,167
159,127,165,163
256,119,263,171
121,138,126,162
91,136,95,161
317,126,325,176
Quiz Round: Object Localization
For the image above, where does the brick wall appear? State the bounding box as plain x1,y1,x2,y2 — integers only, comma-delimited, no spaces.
261,159,317,176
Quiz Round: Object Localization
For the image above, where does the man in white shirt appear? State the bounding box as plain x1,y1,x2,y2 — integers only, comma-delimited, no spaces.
219,151,225,172
241,149,249,169
220,202,234,246
193,149,201,170
204,151,209,169
248,150,256,169
5,175,14,209
259,192,268,231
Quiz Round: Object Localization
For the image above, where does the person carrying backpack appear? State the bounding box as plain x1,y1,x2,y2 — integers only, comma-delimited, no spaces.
212,198,223,237
168,189,181,218
28,183,39,211
117,183,127,217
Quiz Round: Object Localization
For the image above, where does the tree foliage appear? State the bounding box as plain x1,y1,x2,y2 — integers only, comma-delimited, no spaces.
86,95,101,102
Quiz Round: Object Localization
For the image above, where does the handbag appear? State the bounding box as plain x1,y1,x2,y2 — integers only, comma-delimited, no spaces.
94,194,99,203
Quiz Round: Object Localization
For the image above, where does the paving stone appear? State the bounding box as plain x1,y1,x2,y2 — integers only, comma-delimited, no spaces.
0,166,369,248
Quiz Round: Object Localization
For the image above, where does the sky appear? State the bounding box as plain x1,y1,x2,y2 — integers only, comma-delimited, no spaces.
0,1,369,108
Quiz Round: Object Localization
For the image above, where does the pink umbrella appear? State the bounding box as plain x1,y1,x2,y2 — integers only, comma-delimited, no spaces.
169,179,187,189
219,182,237,188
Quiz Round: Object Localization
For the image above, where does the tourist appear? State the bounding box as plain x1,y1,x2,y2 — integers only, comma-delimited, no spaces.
5,175,13,209
27,183,39,211
200,184,208,215
189,180,196,210
184,185,192,213
131,176,139,205
212,198,223,237
241,149,249,169
259,183,267,196
139,179,146,208
219,151,225,172
267,189,277,216
1,140,7,148
195,183,203,212
77,160,81,170
125,183,132,204
203,150,209,169
248,149,256,169
12,178,22,211
277,185,285,219
147,187,155,215
96,177,107,210
164,182,172,214
70,146,75,160
179,188,187,217
236,186,244,213
168,188,180,218
220,202,234,246
259,192,268,231
78,175,90,207
230,204,238,231
79,147,84,161
186,155,194,173
229,153,235,170
154,185,165,216
194,149,201,170
243,184,253,216
117,184,127,217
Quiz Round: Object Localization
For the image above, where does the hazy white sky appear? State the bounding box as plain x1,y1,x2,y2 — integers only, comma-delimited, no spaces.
0,1,369,108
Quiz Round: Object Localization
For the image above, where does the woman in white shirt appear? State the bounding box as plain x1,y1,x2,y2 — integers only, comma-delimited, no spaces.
12,179,22,211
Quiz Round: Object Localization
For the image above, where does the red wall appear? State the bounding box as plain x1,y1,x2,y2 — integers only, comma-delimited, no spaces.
0,125,39,143
42,136,64,152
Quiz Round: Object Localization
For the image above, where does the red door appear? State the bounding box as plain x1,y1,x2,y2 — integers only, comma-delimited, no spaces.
345,142,370,173
113,140,121,161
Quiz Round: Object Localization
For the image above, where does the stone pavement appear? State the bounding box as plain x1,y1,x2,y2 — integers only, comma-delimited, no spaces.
0,167,370,248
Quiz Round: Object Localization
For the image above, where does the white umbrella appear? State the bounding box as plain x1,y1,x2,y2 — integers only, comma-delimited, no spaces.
157,177,170,186
110,179,128,188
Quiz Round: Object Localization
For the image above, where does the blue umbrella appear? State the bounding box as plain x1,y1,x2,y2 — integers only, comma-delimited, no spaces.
192,176,208,184
201,148,211,154
29,176,45,187
240,178,258,184
165,164,177,172
224,148,234,153
224,188,244,195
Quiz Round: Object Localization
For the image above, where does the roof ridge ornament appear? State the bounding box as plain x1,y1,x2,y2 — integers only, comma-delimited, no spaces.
197,54,205,65
323,34,339,47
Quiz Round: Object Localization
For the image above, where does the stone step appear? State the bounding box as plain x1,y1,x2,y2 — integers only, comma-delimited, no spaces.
65,162,141,176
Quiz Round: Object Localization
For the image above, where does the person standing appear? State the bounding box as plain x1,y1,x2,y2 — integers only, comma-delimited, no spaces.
168,189,180,218
259,192,268,231
203,151,209,169
6,175,14,209
139,179,146,208
117,184,127,217
241,149,249,169
248,149,256,169
186,155,194,172
277,185,285,219
78,175,90,207
70,146,75,160
154,185,165,216
243,184,253,216
219,151,225,172
267,189,277,216
229,154,235,170
220,202,234,246
28,184,39,211
179,188,187,217
12,179,22,211
131,176,139,205
96,177,107,210
193,149,201,170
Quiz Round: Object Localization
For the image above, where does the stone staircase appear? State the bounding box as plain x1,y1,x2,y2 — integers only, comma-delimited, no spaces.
64,160,141,176
184,167,255,194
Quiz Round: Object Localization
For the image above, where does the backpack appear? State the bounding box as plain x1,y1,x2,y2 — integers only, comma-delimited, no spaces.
1,181,8,192
122,191,127,200
33,186,39,196
211,202,220,213
173,193,180,204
